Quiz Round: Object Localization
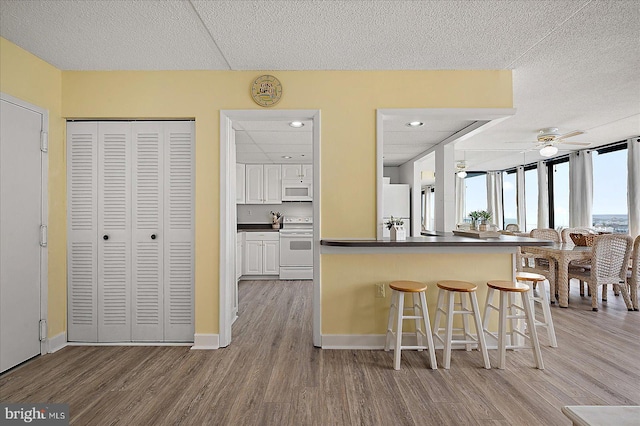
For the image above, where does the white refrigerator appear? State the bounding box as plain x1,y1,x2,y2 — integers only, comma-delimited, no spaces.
383,184,410,237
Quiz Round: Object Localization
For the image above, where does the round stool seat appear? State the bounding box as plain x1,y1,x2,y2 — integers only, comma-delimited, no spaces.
389,280,428,293
436,280,477,292
487,280,530,292
515,272,547,282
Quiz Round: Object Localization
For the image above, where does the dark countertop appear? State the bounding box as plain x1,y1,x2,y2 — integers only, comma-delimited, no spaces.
237,223,281,232
321,234,553,247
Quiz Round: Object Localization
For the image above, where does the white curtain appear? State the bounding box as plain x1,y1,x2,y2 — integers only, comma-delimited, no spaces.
569,150,593,228
422,186,434,231
537,161,549,229
628,137,640,237
516,166,526,231
455,177,465,225
486,171,503,229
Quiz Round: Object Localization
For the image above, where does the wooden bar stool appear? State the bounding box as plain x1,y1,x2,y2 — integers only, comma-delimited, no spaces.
516,272,558,347
432,280,490,369
384,280,437,370
482,280,544,369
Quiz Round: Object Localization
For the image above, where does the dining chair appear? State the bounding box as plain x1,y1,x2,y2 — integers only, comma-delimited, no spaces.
627,235,640,311
561,227,598,296
505,223,520,232
521,229,560,273
560,227,597,243
518,228,561,298
567,234,634,311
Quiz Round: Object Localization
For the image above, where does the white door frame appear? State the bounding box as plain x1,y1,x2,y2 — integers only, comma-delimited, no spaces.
219,109,321,348
1,92,49,355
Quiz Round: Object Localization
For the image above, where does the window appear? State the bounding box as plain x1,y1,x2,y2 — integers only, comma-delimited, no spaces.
592,147,628,233
524,166,538,232
464,173,487,218
551,160,570,229
502,171,517,228
420,187,435,231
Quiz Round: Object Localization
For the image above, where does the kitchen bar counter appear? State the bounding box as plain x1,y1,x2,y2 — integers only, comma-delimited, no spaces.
319,233,553,347
321,234,551,248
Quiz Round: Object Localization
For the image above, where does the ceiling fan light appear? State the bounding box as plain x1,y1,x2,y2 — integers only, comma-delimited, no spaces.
539,145,558,157
456,170,467,178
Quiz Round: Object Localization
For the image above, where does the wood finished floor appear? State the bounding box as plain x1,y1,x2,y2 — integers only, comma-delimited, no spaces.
1,279,639,425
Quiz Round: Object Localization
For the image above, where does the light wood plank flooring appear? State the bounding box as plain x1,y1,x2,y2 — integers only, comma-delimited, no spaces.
1,279,639,425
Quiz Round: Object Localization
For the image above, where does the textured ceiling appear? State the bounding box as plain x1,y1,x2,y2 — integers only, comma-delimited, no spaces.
1,0,638,171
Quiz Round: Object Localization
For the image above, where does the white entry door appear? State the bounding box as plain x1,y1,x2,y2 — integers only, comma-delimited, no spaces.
0,96,46,373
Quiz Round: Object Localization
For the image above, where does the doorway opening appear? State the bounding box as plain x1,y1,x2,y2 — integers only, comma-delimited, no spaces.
219,110,321,348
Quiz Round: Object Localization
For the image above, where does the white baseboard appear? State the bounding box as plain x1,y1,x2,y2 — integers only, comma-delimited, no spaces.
191,333,220,350
48,332,67,353
321,333,493,350
321,334,387,349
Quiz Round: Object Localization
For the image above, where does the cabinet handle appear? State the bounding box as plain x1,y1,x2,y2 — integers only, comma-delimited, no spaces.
103,235,109,240
151,234,157,240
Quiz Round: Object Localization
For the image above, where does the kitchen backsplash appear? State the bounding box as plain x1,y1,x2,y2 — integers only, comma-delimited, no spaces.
237,203,312,223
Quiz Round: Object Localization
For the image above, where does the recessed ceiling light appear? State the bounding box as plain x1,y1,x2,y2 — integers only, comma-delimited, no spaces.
282,155,292,159
406,121,424,127
289,121,304,128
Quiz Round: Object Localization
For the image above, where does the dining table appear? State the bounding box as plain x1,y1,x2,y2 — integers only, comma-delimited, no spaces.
523,243,593,308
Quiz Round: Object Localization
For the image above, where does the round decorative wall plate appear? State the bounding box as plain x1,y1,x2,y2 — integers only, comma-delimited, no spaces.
250,75,282,107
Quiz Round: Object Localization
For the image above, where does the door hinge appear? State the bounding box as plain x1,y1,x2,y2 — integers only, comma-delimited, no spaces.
39,320,47,341
40,225,47,247
40,131,48,152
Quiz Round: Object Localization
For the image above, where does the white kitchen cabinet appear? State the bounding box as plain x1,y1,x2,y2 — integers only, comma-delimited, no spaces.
244,232,279,275
234,232,242,323
236,232,243,280
263,165,282,203
301,164,313,181
245,165,263,204
282,164,312,182
263,240,280,275
236,163,245,204
67,121,194,343
245,164,282,204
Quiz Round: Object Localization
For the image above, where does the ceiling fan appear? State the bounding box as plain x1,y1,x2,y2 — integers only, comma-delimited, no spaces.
516,128,590,157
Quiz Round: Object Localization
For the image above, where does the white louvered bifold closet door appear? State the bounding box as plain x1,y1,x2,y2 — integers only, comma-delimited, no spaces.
67,122,99,342
97,122,132,342
68,121,193,343
131,122,164,341
163,122,194,341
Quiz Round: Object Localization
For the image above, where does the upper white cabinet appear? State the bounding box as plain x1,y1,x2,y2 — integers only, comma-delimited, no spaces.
282,164,312,182
281,164,312,201
236,163,245,204
245,164,281,204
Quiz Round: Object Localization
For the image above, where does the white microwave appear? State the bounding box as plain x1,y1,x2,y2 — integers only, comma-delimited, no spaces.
282,181,312,201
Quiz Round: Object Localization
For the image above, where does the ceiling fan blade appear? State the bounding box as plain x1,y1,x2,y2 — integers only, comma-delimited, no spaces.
557,130,584,140
559,141,590,146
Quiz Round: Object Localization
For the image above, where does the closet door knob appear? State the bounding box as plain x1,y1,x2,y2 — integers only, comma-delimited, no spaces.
103,235,109,240
151,234,157,240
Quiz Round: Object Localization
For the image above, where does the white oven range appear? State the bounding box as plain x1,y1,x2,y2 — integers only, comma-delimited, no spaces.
279,216,313,280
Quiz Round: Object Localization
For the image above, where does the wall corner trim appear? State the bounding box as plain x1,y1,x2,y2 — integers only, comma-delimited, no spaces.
191,333,219,350
48,332,67,353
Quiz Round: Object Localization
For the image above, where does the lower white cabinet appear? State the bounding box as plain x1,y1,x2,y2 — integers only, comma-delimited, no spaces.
236,232,243,280
244,232,279,275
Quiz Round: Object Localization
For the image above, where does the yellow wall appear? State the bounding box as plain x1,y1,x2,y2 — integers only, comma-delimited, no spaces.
322,253,512,334
0,38,65,336
2,37,514,338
